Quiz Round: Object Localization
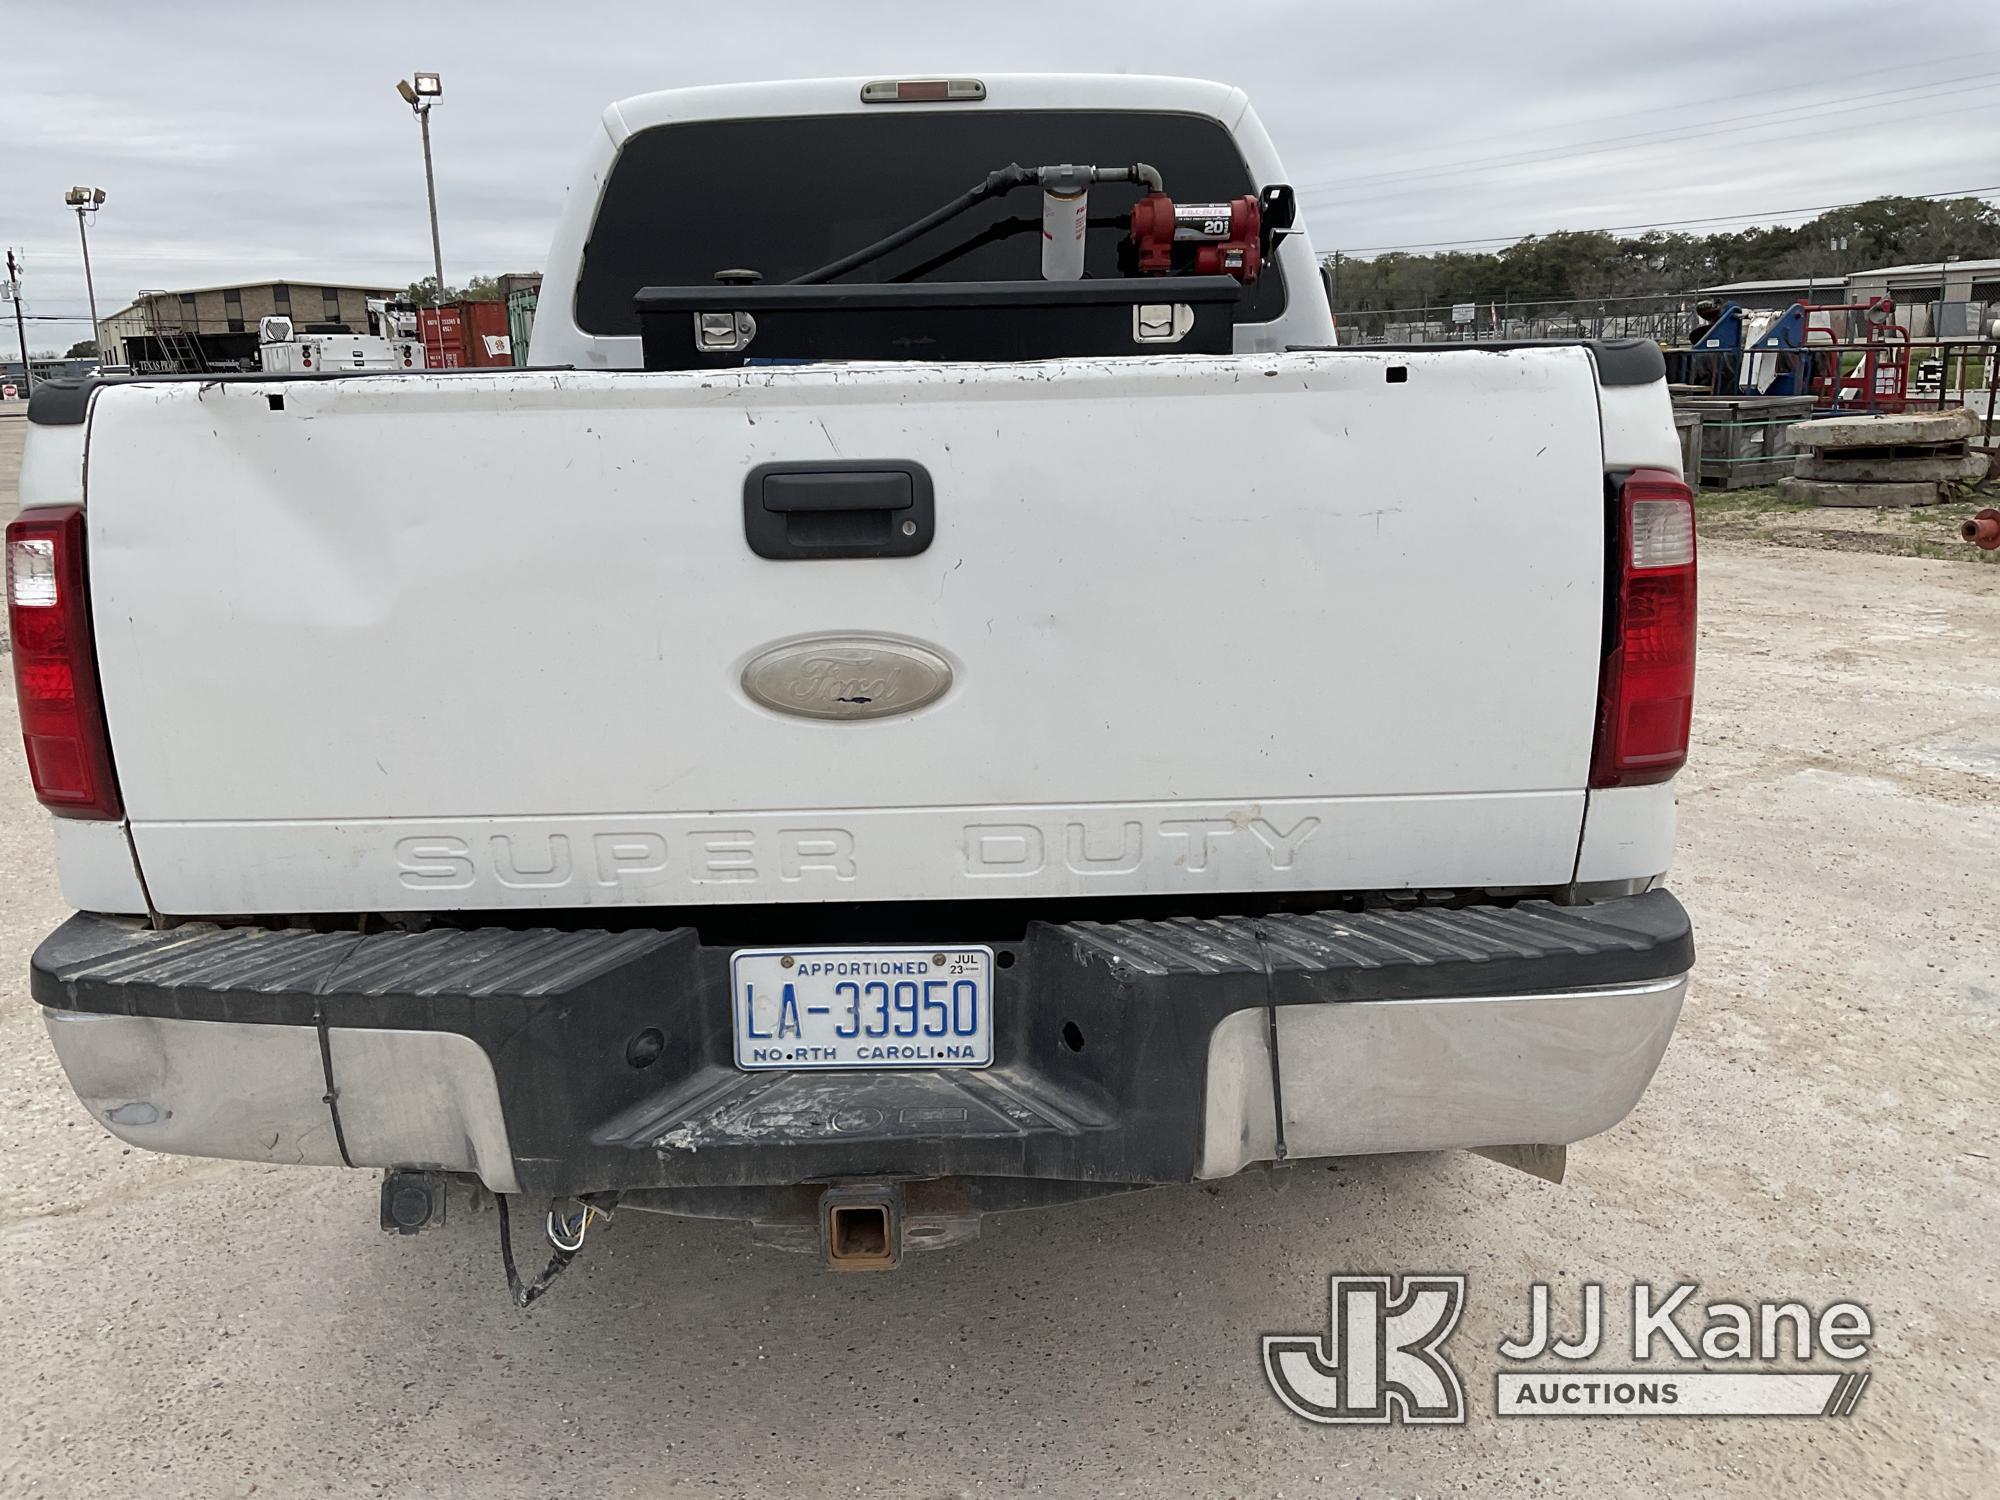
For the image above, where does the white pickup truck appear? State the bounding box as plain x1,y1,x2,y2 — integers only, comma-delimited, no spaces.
12,74,1694,1293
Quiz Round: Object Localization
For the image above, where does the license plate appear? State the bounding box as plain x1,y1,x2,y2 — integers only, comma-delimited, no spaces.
730,946,995,1071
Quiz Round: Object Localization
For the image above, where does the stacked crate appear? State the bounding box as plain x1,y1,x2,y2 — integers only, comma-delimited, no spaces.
1776,408,1989,507
1672,395,1818,490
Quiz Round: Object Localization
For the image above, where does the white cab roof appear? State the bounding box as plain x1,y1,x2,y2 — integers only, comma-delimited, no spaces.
602,74,1252,142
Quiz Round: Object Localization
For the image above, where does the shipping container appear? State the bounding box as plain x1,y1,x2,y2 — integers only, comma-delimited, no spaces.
417,305,465,369
462,300,512,367
507,286,538,366
415,301,513,368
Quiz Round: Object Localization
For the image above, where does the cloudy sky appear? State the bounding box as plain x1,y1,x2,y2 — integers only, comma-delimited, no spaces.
4,0,1998,346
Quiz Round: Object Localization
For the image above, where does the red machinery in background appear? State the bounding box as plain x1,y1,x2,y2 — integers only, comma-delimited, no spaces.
1806,297,1910,413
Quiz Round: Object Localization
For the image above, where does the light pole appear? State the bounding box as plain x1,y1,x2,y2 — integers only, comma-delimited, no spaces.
64,187,106,360
396,73,447,306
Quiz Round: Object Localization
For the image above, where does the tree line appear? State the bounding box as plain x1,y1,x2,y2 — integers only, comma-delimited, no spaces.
1323,195,2000,316
400,274,506,304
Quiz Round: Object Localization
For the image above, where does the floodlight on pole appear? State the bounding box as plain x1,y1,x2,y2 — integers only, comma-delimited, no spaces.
64,187,107,361
396,74,447,307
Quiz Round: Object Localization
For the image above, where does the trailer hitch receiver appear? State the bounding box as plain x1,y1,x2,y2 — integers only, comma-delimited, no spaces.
820,1182,903,1271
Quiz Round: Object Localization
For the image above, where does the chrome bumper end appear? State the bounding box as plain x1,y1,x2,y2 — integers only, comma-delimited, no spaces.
41,1009,522,1194
1198,976,1688,1177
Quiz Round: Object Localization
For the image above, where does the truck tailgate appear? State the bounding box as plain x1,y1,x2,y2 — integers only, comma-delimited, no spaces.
83,350,1608,914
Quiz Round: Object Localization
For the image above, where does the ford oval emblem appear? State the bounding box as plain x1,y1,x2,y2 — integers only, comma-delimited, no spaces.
741,635,953,721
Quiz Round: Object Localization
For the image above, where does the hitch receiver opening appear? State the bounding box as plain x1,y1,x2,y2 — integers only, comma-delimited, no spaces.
820,1183,903,1271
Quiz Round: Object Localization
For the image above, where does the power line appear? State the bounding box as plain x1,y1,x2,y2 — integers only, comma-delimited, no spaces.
1324,183,2000,258
1298,90,2000,214
1296,61,2000,192
1294,46,2000,179
1304,96,2000,231
1295,69,2000,198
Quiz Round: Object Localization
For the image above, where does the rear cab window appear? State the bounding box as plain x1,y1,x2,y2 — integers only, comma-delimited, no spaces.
574,109,1286,335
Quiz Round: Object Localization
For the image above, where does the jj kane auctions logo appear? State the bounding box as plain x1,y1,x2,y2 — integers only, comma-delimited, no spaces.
1265,1276,1874,1423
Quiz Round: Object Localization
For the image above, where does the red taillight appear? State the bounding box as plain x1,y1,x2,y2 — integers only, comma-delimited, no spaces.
7,506,122,818
1590,468,1696,788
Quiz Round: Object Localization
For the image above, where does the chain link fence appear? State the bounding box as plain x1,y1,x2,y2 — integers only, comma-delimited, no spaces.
1327,288,1998,348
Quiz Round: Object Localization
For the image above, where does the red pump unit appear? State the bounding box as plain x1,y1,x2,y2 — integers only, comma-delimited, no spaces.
1129,192,1265,282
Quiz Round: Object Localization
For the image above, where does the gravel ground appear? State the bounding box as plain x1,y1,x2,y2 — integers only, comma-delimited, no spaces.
1696,479,2000,567
0,402,25,520
0,418,1994,1496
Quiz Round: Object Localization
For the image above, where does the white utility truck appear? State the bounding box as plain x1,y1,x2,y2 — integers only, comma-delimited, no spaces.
12,75,1694,1298
256,311,425,375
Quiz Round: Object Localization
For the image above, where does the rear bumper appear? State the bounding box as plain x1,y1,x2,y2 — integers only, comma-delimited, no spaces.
33,894,1692,1198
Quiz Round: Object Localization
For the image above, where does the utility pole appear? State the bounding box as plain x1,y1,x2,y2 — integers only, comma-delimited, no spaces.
5,249,31,393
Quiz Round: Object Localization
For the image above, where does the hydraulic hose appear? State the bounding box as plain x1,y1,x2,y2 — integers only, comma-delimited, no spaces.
791,164,1037,285
788,161,1163,285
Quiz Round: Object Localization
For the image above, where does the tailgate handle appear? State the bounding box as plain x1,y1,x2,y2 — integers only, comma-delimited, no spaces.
763,471,911,513
744,461,935,560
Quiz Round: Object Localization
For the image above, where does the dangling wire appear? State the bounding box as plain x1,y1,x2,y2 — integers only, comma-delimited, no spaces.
496,1194,616,1308
545,1203,591,1254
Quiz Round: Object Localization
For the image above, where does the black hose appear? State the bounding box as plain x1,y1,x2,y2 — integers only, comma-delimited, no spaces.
790,163,1037,285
